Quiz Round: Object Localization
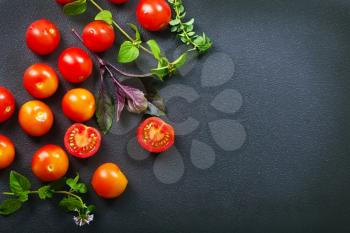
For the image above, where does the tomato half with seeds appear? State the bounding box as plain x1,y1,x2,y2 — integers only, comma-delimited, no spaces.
137,117,175,153
23,64,59,99
19,100,54,137
0,86,15,123
0,135,15,170
32,145,69,182
26,19,60,55
64,123,101,158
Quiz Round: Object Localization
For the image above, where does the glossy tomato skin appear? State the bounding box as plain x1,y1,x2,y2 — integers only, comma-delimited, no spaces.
91,163,128,199
32,145,69,182
23,64,59,99
64,123,101,158
62,88,96,122
0,135,15,170
58,48,93,83
137,117,175,153
82,21,115,53
0,86,15,123
19,100,54,137
56,0,73,4
109,0,129,4
136,0,172,31
26,19,60,55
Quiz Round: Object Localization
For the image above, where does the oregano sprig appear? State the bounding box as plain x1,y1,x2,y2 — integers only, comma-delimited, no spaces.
168,0,212,54
0,171,94,227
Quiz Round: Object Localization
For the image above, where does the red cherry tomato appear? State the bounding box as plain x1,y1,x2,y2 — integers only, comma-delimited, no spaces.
0,135,15,170
18,100,54,137
32,145,69,182
109,0,129,4
137,117,175,153
0,86,15,123
64,123,101,158
58,48,93,83
56,0,73,4
23,64,59,99
136,0,172,31
26,19,60,55
91,163,128,199
62,88,96,122
82,21,115,53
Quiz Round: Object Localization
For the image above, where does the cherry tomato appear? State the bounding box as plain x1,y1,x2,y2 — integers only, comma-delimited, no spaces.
0,135,15,170
56,0,73,4
32,145,69,182
82,21,115,53
136,0,171,31
0,86,15,123
137,117,175,153
109,0,129,4
91,163,128,199
19,100,54,137
64,123,101,158
58,48,93,83
23,64,59,99
26,19,60,55
62,88,96,122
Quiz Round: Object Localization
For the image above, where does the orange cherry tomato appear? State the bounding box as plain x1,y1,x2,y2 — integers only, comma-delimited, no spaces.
32,145,69,182
91,163,128,199
23,64,59,99
19,100,54,137
62,88,96,122
0,135,15,170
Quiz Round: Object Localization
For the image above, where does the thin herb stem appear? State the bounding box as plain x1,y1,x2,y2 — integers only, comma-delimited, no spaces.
88,0,153,55
106,62,152,78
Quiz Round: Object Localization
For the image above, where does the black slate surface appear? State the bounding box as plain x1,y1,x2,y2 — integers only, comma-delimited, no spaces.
1,0,350,233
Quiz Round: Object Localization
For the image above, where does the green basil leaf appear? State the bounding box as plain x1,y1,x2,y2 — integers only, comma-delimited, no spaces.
146,40,161,61
95,10,113,25
86,205,95,214
0,199,22,215
59,197,83,212
76,183,87,194
128,23,141,41
96,89,115,134
63,0,87,16
118,41,140,63
172,52,187,69
9,171,31,194
151,66,169,81
17,192,29,202
38,186,54,200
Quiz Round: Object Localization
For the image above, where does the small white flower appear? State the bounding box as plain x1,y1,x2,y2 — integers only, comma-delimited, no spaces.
73,214,94,226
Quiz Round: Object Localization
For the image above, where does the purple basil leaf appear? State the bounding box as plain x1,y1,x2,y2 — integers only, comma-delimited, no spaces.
120,84,148,114
115,86,126,122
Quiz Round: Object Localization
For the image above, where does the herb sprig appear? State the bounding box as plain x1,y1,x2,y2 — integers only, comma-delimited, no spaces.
0,171,94,226
168,0,212,54
63,0,187,80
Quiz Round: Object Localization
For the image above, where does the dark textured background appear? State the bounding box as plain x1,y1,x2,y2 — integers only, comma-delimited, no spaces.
1,0,350,232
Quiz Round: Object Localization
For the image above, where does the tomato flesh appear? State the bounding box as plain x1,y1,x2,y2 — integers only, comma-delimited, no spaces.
64,123,101,158
137,117,175,153
0,86,15,123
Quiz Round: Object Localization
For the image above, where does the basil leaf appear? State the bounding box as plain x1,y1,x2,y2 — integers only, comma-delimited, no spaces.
118,41,140,63
38,186,54,200
151,66,169,81
96,89,115,134
146,40,161,60
0,199,22,215
95,10,113,25
63,0,87,16
59,197,84,212
17,192,29,202
128,23,141,41
115,85,126,121
145,102,166,117
9,171,31,194
119,85,148,114
172,52,187,69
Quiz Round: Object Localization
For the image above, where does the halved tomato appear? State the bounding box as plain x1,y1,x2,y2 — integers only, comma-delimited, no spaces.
136,117,175,153
64,123,101,158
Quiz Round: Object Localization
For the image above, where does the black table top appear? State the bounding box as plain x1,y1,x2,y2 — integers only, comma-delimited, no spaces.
1,0,350,232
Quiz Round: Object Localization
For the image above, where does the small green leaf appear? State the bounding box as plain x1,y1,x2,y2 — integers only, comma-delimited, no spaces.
17,192,29,202
0,199,22,215
95,10,113,25
151,66,169,80
96,89,115,134
146,40,161,61
128,23,141,41
184,18,194,25
86,205,95,213
59,197,83,212
9,171,31,194
38,186,54,200
76,183,87,194
172,52,187,69
118,41,140,63
63,0,87,16
169,19,181,26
